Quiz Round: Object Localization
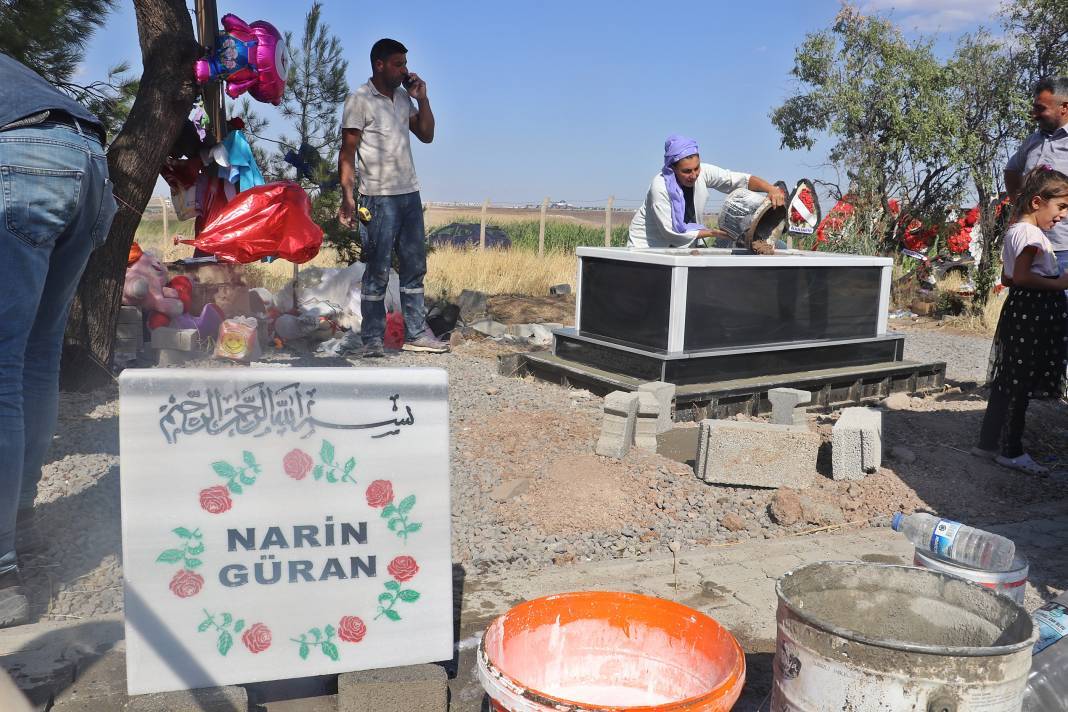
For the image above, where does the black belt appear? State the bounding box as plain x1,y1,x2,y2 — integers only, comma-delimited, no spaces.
45,111,106,145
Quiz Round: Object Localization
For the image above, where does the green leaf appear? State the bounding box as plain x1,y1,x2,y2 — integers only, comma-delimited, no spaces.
343,457,355,475
212,461,238,479
193,529,203,538
321,641,340,661
324,625,335,638
383,609,401,621
173,527,194,539
378,592,393,604
299,643,309,660
239,473,255,485
243,451,257,469
233,619,245,633
310,627,321,641
198,620,212,632
320,440,334,464
398,589,421,603
187,542,205,556
381,504,397,518
221,613,232,626
218,631,233,656
227,481,243,495
313,465,323,481
398,495,416,514
326,471,337,483
405,523,423,534
156,549,184,563
388,518,402,531
384,580,400,591
184,557,203,570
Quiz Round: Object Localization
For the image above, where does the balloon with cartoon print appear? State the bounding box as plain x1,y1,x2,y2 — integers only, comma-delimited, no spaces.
194,13,288,105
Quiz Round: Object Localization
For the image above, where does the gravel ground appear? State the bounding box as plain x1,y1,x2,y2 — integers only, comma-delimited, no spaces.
16,326,1063,622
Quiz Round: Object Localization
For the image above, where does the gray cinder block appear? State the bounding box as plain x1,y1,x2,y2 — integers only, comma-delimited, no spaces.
548,283,572,296
831,406,883,481
768,387,812,426
634,391,660,452
696,419,818,489
125,686,247,712
595,391,639,458
150,327,200,352
637,381,676,433
338,664,447,712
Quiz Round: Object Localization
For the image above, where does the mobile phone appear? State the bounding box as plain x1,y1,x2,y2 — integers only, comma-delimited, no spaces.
402,74,414,89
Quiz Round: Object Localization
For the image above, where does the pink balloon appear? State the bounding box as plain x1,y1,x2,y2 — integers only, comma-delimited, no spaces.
193,13,288,106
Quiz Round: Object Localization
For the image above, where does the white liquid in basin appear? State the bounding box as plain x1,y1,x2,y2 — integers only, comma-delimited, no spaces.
542,683,676,706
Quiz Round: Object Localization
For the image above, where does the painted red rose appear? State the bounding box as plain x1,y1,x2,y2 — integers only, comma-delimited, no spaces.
387,555,419,583
338,615,367,643
169,569,203,598
199,485,232,514
242,622,272,653
365,480,394,508
283,448,313,480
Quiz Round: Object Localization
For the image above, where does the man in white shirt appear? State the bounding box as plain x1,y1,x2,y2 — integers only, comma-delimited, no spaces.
338,38,447,356
1005,77,1068,274
628,135,785,249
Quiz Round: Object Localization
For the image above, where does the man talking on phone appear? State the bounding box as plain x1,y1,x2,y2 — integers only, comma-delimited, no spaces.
338,38,447,357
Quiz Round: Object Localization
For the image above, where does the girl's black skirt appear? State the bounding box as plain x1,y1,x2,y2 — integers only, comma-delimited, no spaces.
988,286,1068,398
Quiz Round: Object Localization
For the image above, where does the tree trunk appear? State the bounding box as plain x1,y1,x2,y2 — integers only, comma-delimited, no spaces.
60,0,200,391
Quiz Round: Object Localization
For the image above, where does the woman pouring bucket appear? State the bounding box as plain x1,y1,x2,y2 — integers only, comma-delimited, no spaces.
628,134,786,249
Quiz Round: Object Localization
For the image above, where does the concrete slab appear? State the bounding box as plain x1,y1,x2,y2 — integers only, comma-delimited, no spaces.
696,420,819,489
338,664,447,712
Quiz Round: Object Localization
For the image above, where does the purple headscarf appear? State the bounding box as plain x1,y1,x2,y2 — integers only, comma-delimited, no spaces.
661,134,707,233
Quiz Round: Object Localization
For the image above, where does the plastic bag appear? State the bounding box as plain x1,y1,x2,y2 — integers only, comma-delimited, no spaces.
180,181,323,264
214,317,262,361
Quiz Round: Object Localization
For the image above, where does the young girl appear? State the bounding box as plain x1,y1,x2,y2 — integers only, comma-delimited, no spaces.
975,167,1068,475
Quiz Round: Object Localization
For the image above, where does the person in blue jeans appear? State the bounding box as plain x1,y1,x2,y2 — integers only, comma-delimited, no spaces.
0,54,116,628
338,38,449,357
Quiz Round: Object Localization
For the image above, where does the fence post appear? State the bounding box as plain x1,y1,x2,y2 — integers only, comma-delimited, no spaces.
159,195,168,246
604,195,615,246
538,197,549,257
480,198,489,249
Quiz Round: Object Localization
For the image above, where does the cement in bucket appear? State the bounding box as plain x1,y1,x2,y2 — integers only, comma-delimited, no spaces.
914,548,1029,604
477,591,745,711
772,561,1036,712
717,188,787,248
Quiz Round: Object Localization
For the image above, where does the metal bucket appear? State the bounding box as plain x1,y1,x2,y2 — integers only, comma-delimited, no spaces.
914,549,1029,605
772,561,1036,712
717,188,786,248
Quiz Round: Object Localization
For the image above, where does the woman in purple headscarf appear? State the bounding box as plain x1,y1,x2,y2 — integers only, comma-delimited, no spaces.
628,135,785,249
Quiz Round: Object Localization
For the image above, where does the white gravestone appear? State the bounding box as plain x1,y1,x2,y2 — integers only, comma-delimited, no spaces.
118,368,452,695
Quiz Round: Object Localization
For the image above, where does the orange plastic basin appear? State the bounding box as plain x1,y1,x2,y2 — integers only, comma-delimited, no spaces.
477,591,745,711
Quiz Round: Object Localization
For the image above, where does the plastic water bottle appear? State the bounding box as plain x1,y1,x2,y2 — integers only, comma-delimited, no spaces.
890,512,1015,571
1024,592,1068,711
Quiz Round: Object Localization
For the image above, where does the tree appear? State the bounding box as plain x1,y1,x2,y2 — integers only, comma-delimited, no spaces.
1003,0,1068,91
0,0,137,135
770,5,966,254
61,0,201,389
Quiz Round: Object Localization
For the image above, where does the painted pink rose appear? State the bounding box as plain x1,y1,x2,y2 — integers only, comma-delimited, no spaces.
169,569,203,598
242,623,272,653
338,616,367,643
283,448,313,480
199,486,232,514
387,555,419,583
365,479,394,508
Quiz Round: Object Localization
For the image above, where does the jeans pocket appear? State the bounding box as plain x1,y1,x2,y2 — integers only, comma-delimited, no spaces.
1,165,83,247
90,177,117,248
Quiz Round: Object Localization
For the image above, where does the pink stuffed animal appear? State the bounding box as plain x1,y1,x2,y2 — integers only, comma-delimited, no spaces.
123,246,184,322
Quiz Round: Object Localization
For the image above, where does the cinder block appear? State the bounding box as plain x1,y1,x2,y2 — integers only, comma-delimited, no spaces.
338,664,447,712
638,381,675,433
469,318,507,338
118,306,142,325
155,348,196,367
126,686,247,712
549,283,572,296
696,419,818,489
634,392,660,452
150,327,200,352
768,387,812,426
595,391,638,458
116,320,143,341
832,406,883,481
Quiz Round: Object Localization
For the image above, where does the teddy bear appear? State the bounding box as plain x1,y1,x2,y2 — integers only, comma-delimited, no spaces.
123,243,184,323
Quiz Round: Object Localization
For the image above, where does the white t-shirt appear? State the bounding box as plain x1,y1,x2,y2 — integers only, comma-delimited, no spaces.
341,79,419,196
1003,222,1061,279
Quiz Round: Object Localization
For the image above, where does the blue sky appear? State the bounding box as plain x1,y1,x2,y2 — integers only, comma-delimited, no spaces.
82,0,1000,210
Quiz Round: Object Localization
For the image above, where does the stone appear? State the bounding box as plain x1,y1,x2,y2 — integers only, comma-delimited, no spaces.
890,446,917,464
529,323,556,347
595,391,639,459
769,490,803,526
456,289,489,321
338,664,447,712
799,495,845,527
149,327,200,352
490,478,530,502
469,318,507,338
696,420,819,489
832,407,883,481
633,392,661,452
125,686,248,712
884,392,911,410
720,513,746,532
637,381,676,433
768,388,812,426
549,283,572,296
506,323,536,339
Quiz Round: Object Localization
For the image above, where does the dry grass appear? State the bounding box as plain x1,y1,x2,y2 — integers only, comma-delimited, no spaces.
935,271,1006,336
425,245,575,300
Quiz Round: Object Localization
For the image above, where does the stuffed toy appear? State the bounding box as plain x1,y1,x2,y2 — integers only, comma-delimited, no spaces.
193,14,288,106
165,275,226,338
123,244,184,323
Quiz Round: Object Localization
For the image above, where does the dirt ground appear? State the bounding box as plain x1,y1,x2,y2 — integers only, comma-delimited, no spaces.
485,294,575,324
